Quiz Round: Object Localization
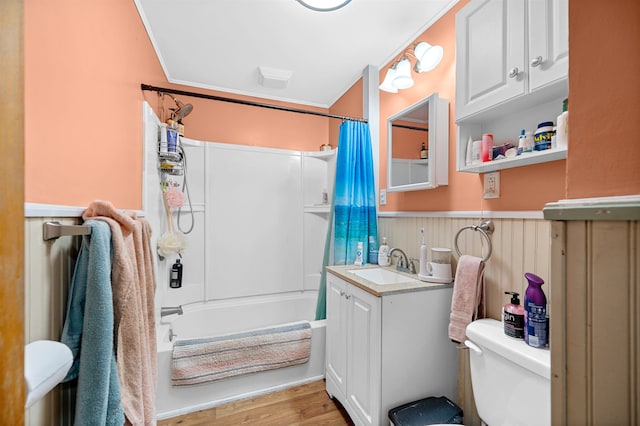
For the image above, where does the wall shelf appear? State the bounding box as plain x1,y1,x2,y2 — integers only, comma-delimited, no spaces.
460,147,567,174
304,204,331,214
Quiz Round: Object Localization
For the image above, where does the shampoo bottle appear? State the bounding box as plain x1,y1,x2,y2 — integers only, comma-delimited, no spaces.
503,291,525,339
419,228,428,277
170,259,183,288
524,272,548,348
378,237,390,267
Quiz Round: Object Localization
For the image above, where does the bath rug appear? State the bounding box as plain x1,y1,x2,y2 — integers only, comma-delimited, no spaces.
171,321,311,386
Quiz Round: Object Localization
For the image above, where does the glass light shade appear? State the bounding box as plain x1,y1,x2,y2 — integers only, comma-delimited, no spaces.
392,57,414,89
296,0,351,11
379,67,398,93
413,42,444,72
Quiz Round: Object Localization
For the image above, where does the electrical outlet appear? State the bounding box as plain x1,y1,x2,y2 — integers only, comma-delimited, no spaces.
483,172,500,199
380,189,387,205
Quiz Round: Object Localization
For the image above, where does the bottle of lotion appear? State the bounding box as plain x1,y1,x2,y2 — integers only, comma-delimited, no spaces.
378,237,390,266
354,242,363,266
503,291,525,339
524,272,548,348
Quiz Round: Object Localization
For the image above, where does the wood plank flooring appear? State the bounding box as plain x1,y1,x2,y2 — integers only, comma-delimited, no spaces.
157,380,354,425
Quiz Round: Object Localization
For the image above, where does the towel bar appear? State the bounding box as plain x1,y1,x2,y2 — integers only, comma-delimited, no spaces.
43,221,91,241
454,220,493,262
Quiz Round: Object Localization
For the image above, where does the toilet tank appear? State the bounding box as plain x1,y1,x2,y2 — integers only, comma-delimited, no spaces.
465,319,550,426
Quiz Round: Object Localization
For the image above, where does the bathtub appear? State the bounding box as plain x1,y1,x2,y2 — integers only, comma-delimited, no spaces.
156,292,326,420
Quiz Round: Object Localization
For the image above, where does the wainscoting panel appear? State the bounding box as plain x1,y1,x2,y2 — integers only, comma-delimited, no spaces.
378,216,551,320
552,219,639,425
24,217,81,425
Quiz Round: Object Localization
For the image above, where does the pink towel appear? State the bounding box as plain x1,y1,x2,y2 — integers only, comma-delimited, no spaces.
83,200,157,426
448,255,485,343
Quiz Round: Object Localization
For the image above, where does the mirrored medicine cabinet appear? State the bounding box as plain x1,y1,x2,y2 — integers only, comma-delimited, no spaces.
387,92,449,192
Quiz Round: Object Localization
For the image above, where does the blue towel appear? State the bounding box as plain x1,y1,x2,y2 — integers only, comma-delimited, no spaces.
60,220,124,425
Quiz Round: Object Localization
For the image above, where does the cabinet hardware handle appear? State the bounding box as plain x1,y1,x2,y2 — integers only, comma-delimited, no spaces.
339,291,345,297
530,56,543,67
345,294,351,300
508,67,520,78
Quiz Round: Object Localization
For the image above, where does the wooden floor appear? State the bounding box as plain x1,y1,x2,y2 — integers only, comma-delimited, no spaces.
157,380,354,425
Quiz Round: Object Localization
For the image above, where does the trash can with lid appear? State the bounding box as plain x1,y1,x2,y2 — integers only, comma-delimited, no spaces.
388,396,463,425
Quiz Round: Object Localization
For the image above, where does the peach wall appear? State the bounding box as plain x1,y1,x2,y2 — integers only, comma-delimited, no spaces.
143,89,332,153
375,0,565,212
25,1,638,213
24,0,165,209
329,78,364,146
25,1,334,210
566,0,640,198
391,123,428,159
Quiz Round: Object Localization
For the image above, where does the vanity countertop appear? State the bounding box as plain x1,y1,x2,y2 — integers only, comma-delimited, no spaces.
326,264,452,297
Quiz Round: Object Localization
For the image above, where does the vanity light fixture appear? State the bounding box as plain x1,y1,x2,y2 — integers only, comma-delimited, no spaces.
296,0,351,12
380,41,444,93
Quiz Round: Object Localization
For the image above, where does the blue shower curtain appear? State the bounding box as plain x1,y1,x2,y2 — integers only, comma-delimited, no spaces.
315,120,378,320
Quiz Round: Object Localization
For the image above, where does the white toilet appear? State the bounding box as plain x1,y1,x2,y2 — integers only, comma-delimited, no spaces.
464,318,551,426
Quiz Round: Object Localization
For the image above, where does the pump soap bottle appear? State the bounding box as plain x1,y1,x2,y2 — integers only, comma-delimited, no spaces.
378,237,390,266
503,291,525,339
524,272,548,348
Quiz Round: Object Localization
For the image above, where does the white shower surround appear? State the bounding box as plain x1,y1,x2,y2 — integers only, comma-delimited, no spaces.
142,102,334,307
142,102,333,417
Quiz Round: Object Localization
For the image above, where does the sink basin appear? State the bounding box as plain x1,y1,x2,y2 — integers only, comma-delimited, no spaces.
348,268,418,285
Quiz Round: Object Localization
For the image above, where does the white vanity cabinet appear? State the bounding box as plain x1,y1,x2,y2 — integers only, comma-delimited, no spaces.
325,270,457,426
455,0,568,173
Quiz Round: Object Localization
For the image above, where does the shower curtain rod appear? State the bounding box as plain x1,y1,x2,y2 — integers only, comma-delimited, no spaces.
141,84,368,123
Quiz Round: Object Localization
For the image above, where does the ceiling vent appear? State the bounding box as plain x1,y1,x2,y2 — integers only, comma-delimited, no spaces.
258,66,293,89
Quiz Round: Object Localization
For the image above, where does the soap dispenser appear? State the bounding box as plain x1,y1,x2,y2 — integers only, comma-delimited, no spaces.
503,291,525,339
378,237,390,266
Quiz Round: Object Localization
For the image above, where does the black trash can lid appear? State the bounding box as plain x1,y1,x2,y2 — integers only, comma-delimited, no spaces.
388,396,463,425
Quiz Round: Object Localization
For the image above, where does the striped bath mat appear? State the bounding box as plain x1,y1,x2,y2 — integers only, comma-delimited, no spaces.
171,321,311,386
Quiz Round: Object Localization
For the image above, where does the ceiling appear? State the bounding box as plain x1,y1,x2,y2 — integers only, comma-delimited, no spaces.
134,0,459,108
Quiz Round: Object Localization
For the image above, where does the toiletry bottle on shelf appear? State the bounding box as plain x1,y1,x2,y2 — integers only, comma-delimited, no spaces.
556,98,568,149
481,133,493,162
503,291,525,339
420,142,428,159
354,242,364,266
517,129,526,155
378,237,390,266
524,272,548,348
419,228,428,277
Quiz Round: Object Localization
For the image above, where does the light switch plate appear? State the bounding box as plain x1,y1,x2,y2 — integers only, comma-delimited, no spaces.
483,172,500,199
380,189,387,205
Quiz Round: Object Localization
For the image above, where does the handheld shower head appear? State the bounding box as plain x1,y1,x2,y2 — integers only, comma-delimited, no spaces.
170,96,193,121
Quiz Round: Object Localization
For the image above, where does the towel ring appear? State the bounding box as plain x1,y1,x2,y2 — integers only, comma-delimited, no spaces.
454,220,494,262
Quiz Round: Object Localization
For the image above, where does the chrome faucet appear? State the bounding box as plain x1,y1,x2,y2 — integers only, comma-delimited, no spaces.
388,248,416,274
160,306,183,317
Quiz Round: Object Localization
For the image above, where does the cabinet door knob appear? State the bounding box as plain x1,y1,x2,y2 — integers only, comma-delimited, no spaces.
345,294,351,300
508,67,520,78
339,290,345,297
530,56,543,67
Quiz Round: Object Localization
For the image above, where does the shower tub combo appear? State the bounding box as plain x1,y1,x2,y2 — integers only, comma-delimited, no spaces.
156,293,326,420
